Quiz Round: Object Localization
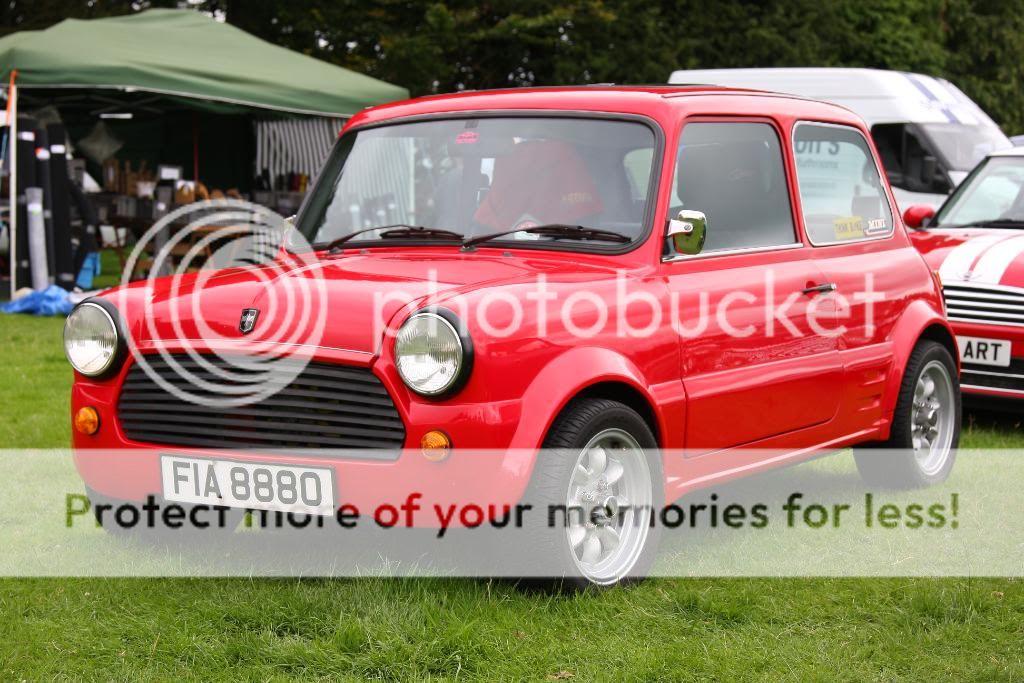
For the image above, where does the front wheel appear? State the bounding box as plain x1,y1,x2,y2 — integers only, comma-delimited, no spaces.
854,340,960,488
517,398,663,590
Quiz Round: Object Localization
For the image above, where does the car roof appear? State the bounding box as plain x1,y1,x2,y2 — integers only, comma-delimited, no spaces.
344,85,867,132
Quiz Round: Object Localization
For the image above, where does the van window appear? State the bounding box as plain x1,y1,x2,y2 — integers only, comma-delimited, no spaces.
672,122,795,252
793,123,894,245
871,123,951,195
919,123,1011,172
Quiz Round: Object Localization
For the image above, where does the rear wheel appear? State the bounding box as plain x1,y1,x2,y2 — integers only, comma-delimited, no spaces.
855,340,960,488
518,398,662,590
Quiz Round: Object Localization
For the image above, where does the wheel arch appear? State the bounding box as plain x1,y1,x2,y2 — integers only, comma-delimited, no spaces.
510,346,672,451
918,322,959,371
563,381,662,448
880,300,959,437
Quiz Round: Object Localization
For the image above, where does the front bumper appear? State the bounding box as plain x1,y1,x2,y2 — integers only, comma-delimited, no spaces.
71,346,538,523
951,320,1024,401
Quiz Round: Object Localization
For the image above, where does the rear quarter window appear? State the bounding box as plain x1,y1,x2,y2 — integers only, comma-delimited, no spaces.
793,123,894,246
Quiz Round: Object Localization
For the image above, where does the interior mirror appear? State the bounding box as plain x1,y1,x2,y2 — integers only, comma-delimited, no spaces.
903,204,935,229
667,209,707,256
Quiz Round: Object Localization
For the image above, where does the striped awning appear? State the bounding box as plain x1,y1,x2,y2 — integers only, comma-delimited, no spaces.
254,116,344,182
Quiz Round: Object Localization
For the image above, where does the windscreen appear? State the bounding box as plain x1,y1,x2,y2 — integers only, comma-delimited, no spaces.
935,156,1024,225
296,117,658,250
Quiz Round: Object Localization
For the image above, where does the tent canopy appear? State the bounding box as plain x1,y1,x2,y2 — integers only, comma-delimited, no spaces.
0,9,409,117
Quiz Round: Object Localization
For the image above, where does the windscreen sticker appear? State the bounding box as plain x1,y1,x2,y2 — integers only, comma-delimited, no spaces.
833,216,866,240
561,191,594,206
513,214,542,238
455,131,479,145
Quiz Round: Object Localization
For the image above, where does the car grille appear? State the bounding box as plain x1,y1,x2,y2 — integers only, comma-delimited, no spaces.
943,283,1024,327
961,357,1024,395
117,354,406,455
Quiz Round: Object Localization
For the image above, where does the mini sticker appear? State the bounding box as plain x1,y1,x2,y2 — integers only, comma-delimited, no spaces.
865,217,889,234
455,131,479,145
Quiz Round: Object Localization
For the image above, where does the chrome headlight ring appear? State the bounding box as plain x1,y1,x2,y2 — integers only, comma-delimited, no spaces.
63,298,127,379
394,308,473,398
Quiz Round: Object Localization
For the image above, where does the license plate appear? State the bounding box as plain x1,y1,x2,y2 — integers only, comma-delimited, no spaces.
160,456,335,515
957,335,1012,367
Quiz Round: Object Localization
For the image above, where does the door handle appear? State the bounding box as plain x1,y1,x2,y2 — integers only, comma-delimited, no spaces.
801,282,837,295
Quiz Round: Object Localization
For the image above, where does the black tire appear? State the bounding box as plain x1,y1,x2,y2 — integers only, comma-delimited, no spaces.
854,340,960,488
87,488,244,542
512,398,663,592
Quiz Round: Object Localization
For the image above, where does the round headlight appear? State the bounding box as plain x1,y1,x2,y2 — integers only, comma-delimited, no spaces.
395,311,469,397
64,302,120,377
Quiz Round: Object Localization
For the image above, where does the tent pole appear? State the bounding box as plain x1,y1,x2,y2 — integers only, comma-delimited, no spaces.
192,112,199,183
7,72,17,300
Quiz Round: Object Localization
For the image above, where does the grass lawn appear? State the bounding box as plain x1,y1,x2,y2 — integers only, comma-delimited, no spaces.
1,312,1022,681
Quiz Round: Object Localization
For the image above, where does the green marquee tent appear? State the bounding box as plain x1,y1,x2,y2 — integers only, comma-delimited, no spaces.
0,8,408,117
0,9,409,297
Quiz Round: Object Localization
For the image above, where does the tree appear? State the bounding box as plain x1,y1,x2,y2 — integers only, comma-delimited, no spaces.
2,0,1023,132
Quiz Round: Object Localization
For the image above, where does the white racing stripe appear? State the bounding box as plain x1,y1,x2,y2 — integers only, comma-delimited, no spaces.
938,233,1013,282
967,233,1024,285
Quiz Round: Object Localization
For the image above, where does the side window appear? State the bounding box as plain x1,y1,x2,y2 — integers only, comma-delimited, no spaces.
672,122,795,252
794,123,895,245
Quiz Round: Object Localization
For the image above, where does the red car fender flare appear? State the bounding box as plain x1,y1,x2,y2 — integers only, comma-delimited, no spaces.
509,346,666,453
881,298,959,428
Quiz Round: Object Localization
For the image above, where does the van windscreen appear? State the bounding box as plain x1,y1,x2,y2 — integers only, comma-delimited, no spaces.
921,123,1011,172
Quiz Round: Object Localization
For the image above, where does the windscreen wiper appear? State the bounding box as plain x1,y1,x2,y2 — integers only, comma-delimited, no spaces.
461,224,632,251
325,225,465,253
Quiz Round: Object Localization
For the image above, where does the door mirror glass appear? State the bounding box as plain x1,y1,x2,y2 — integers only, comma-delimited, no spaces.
667,209,707,256
920,155,938,186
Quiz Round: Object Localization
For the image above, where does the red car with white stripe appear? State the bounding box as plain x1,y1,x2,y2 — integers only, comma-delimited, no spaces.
905,148,1024,400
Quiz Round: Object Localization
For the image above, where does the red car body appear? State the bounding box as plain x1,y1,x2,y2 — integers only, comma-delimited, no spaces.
70,87,955,520
907,149,1024,401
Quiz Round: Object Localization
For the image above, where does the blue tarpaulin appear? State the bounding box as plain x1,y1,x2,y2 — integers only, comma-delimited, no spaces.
0,285,73,316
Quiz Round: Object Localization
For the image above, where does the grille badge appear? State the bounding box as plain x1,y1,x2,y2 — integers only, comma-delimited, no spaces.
239,308,260,334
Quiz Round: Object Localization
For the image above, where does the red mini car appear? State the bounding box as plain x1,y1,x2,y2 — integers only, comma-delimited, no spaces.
65,86,959,587
904,147,1024,403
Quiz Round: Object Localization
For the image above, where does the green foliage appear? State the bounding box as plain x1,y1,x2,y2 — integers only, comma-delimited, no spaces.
3,1,1024,130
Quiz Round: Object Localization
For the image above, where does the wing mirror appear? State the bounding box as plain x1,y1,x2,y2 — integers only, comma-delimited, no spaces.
920,155,938,186
667,210,707,256
903,205,935,229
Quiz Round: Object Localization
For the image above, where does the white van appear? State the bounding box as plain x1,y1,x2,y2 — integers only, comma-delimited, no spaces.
667,67,1012,210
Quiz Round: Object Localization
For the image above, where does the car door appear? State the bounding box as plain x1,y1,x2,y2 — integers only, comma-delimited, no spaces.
791,121,906,435
662,119,844,452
